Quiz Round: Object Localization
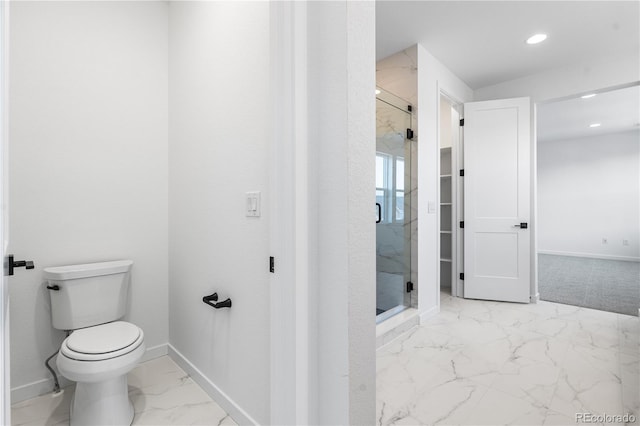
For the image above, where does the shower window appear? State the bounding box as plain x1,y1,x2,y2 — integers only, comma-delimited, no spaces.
395,157,404,221
376,152,404,224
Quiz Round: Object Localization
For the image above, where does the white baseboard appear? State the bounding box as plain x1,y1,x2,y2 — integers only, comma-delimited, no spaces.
538,250,640,262
140,342,168,363
167,344,258,426
530,292,540,303
11,343,168,404
419,305,439,324
11,376,73,404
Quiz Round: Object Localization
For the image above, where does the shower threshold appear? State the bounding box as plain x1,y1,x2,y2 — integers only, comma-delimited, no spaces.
375,304,408,325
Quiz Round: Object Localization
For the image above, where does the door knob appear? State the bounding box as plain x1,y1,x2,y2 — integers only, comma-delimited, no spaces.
6,254,35,276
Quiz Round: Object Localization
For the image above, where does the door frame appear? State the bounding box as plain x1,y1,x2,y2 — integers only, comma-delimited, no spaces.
1,0,9,422
269,2,377,424
532,81,640,304
438,90,464,299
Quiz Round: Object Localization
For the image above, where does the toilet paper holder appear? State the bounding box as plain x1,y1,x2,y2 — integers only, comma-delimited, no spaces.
202,292,232,309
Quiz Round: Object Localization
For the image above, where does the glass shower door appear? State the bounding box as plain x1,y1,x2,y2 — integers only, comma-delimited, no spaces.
376,89,412,321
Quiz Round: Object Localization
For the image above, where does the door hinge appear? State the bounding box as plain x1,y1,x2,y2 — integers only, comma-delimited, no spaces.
460,118,465,126
406,281,414,292
406,128,414,140
269,256,275,273
407,105,413,112
460,221,464,228
460,273,464,280
460,169,464,177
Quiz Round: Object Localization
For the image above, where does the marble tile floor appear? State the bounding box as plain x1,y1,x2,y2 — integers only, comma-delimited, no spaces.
11,356,237,426
377,293,640,426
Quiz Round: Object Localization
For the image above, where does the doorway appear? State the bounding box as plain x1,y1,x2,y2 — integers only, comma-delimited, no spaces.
536,84,640,316
439,94,463,298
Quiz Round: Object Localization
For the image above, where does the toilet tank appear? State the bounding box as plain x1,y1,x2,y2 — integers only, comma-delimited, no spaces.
44,260,133,330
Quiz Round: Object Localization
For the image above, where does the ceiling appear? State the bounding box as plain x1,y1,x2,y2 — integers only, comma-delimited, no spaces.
537,84,640,143
376,1,640,90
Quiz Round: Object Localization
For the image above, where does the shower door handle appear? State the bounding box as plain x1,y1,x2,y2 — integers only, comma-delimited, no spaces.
376,203,382,223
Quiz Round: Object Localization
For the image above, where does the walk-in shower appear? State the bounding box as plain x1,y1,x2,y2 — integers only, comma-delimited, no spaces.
376,88,414,322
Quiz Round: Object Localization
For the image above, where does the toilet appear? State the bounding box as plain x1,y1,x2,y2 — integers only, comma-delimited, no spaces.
44,260,145,426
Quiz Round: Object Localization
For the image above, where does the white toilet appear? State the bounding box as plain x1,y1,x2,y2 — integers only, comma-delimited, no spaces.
44,260,145,426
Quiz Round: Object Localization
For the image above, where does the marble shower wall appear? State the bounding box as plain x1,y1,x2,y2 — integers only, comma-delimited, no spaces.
377,46,418,309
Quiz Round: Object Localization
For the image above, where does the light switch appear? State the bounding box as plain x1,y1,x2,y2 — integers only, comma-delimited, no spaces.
246,191,261,217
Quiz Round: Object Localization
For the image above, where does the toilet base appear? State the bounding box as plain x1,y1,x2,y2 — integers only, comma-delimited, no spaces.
70,375,134,426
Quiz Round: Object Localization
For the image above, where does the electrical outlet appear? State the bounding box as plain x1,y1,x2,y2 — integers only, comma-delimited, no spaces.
602,238,608,244
623,239,629,246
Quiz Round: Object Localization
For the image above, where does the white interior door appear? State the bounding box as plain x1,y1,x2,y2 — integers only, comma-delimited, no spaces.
463,97,531,303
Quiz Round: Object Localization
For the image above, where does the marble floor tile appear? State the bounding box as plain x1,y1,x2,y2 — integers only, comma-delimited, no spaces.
377,293,635,426
11,356,236,426
11,390,73,426
460,387,548,425
491,356,562,409
542,409,578,425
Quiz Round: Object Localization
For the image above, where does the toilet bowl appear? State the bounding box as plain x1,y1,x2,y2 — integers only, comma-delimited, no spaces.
57,321,145,426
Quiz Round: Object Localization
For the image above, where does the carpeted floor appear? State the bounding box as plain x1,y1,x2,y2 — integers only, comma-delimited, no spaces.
538,254,640,316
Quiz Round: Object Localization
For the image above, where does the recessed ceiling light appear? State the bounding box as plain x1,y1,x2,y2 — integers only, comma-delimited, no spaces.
375,89,381,95
526,34,547,45
589,123,601,128
581,94,597,99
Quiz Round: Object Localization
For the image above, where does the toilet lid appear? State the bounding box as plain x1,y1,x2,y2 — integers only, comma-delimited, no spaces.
66,321,141,354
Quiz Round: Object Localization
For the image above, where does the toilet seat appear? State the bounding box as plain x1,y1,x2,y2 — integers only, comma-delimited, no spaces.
61,321,144,361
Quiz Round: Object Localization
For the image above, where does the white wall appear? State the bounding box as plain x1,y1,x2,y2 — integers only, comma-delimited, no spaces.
416,45,473,320
538,130,640,260
268,3,375,424
9,1,169,401
475,54,639,103
168,2,270,424
306,2,376,424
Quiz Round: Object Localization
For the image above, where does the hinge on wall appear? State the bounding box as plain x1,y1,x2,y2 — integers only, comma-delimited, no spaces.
269,256,275,273
460,118,465,126
460,273,464,280
406,128,414,140
406,282,414,293
460,221,464,228
460,169,464,177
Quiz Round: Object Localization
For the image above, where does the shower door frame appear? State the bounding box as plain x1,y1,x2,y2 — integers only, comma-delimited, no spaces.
375,88,414,322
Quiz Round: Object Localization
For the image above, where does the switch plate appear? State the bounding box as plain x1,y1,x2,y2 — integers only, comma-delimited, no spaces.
246,191,261,217
428,200,436,214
